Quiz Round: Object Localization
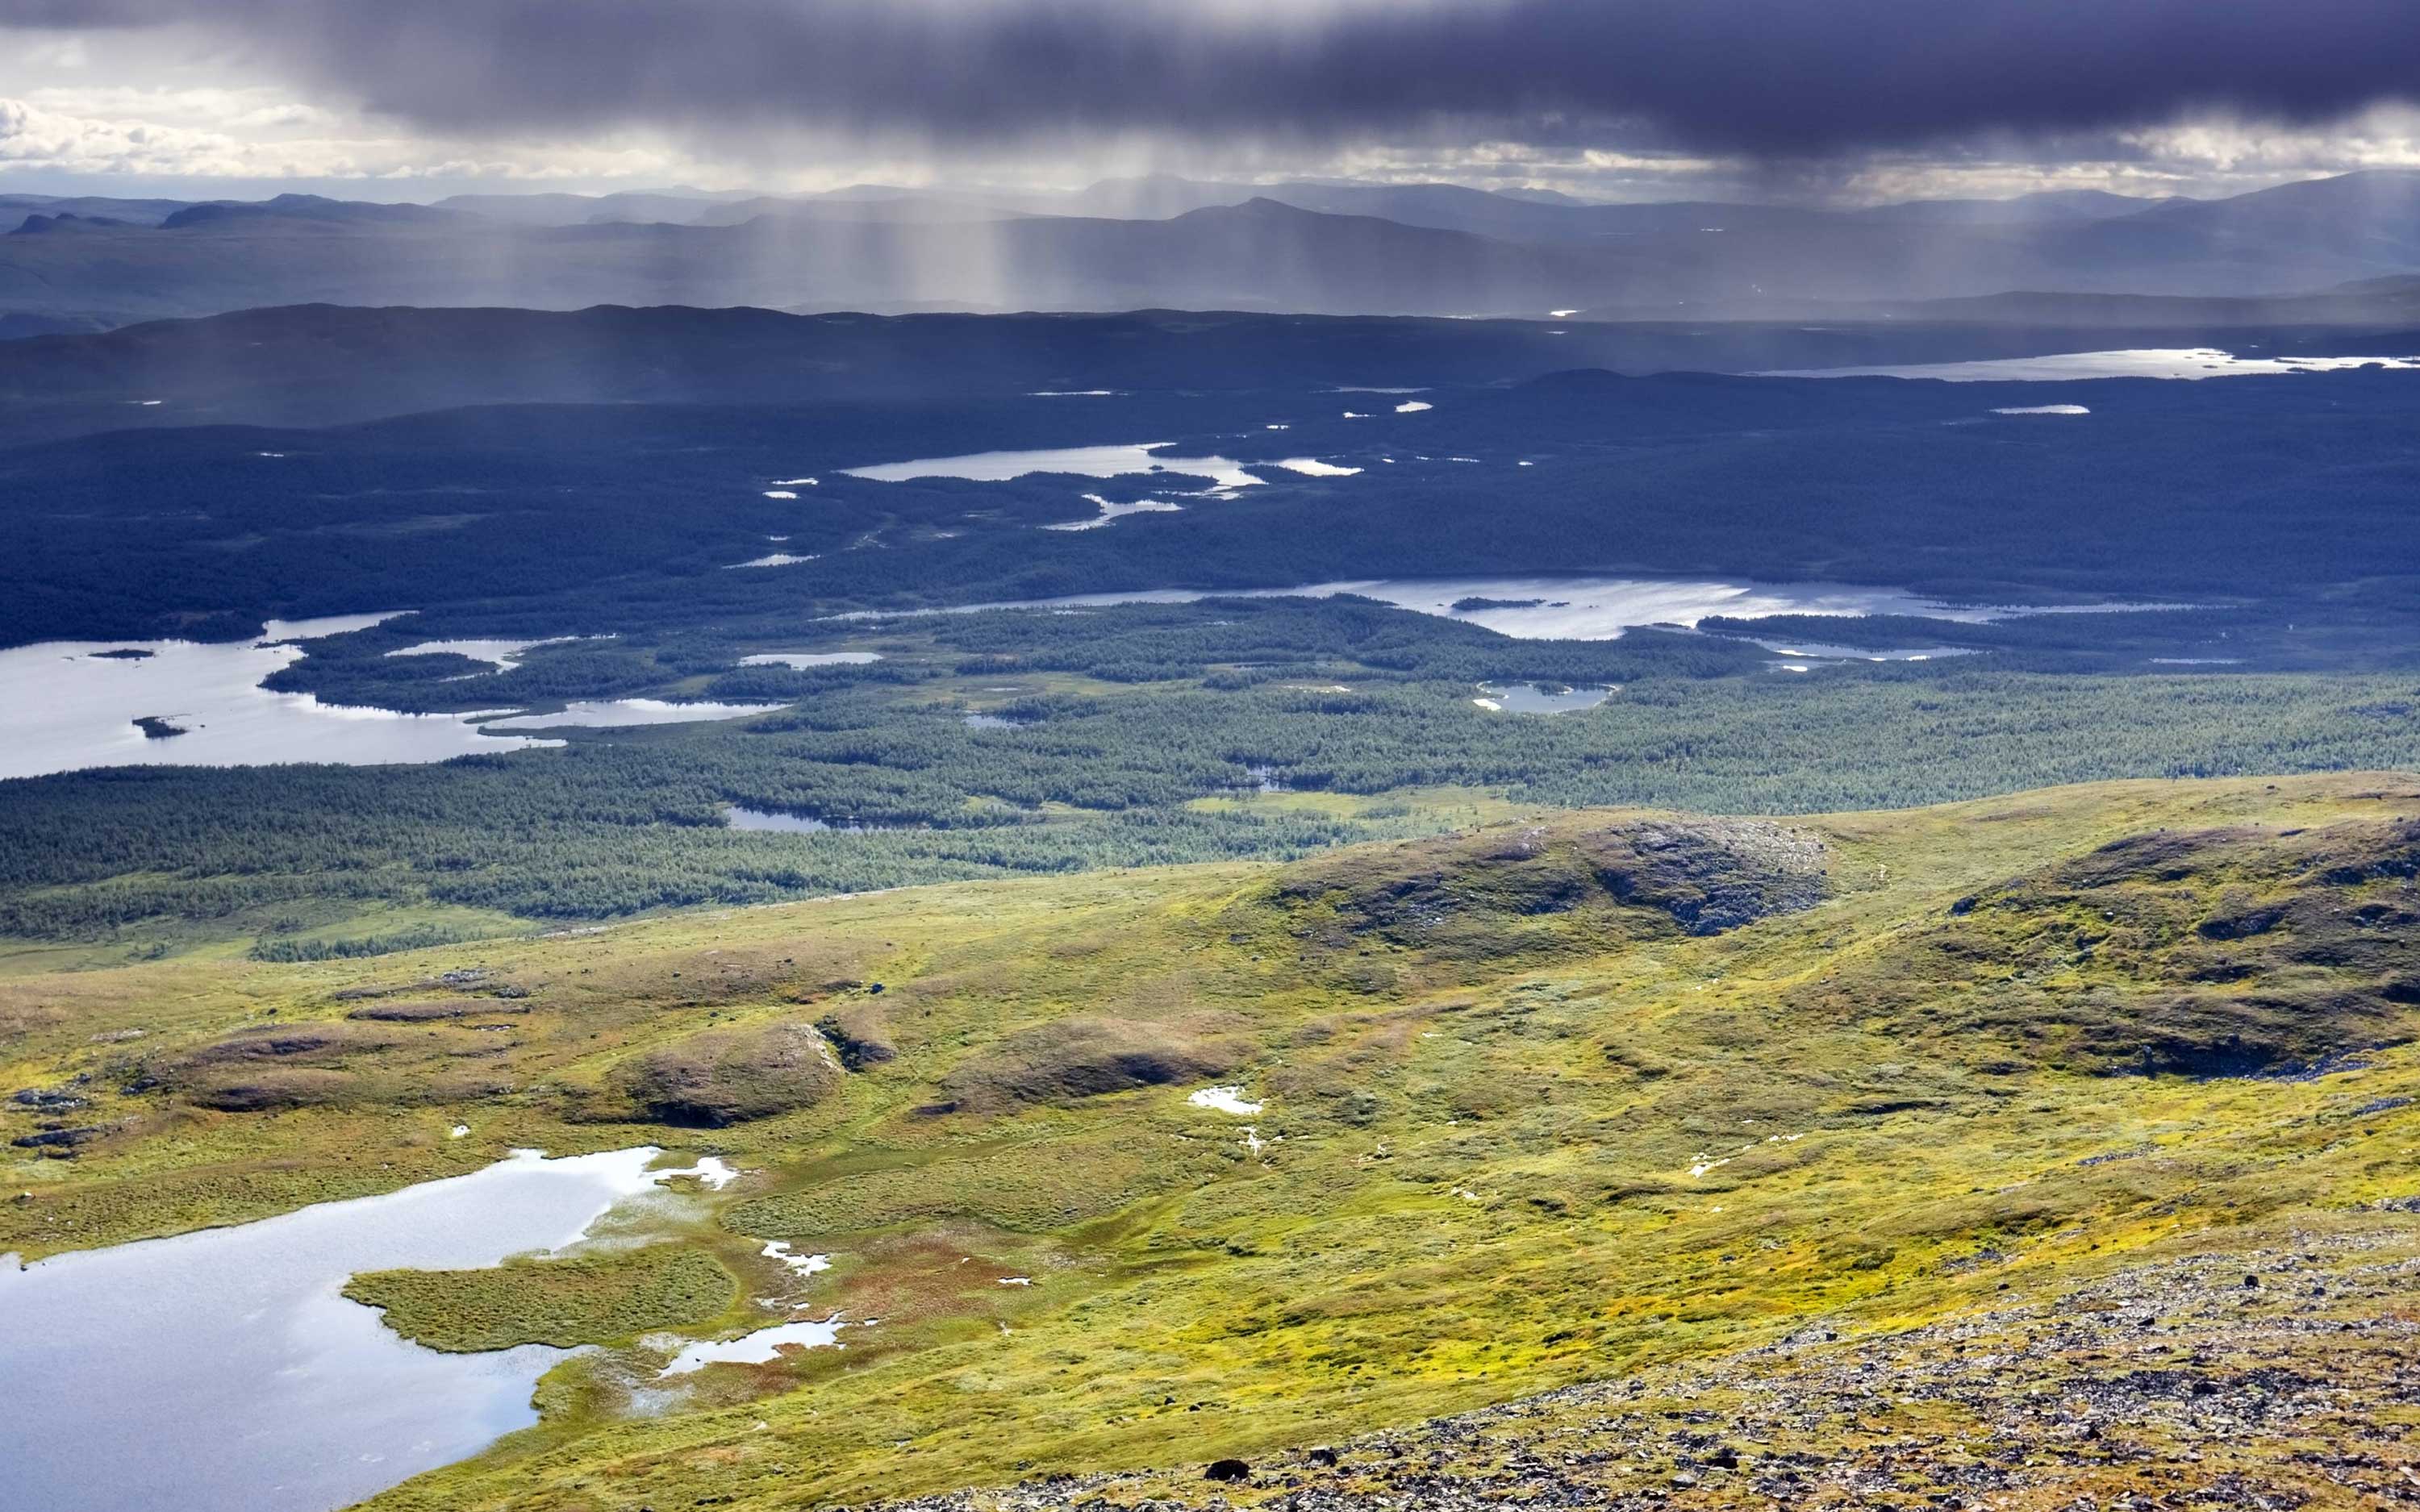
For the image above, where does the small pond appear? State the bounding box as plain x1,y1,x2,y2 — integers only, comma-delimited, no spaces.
0,1148,716,1512
724,807,889,834
1474,683,1613,714
478,699,786,731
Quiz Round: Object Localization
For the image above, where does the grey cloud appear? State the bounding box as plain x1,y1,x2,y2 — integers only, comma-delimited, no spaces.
8,0,2420,155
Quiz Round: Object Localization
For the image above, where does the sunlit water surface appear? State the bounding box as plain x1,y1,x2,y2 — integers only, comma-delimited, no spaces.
0,1148,707,1512
0,614,561,780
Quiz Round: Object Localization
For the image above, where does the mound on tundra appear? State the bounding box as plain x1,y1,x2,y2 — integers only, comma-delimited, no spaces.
1264,814,1828,963
940,1015,1244,1112
604,1020,845,1127
344,998,530,1023
1812,817,2420,1075
816,1004,898,1070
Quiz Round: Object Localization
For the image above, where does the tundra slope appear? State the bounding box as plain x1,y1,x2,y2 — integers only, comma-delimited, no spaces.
3,774,2418,1511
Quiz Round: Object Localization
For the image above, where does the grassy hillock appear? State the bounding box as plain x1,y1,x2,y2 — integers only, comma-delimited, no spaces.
2,773,2417,1512
346,1245,742,1352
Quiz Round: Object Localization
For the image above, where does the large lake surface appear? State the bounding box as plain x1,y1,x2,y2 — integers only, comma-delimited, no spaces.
0,614,563,781
841,442,1264,493
0,1148,704,1512
837,575,2055,640
1762,347,2420,381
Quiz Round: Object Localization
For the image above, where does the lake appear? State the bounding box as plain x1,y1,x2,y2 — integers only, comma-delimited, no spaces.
1475,683,1613,714
835,574,2196,642
385,636,585,671
1762,347,2420,381
839,575,2017,640
740,652,883,669
0,1148,715,1512
0,614,563,781
477,699,786,731
1041,493,1187,531
841,442,1265,493
724,806,889,833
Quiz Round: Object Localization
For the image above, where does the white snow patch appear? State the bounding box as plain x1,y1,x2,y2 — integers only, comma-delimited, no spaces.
1187,1085,1264,1116
759,1240,831,1277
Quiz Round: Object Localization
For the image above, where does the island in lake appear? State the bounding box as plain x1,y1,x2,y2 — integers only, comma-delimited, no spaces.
132,715,190,739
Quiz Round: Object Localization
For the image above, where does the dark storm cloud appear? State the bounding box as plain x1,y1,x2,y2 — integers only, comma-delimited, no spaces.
10,0,2420,153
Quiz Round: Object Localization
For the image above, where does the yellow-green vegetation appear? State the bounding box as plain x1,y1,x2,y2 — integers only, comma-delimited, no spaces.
3,773,2418,1512
345,1245,742,1352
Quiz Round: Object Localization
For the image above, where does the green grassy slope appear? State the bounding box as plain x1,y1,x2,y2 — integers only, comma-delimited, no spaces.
4,773,2417,1510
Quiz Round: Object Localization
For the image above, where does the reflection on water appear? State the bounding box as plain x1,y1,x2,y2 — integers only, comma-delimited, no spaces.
0,1148,705,1512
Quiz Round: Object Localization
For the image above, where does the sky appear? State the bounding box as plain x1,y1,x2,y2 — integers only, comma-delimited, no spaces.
5,1,2420,205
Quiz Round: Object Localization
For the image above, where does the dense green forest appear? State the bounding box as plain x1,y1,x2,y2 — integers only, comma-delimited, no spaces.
7,361,2420,958
6,594,2418,948
8,368,2420,655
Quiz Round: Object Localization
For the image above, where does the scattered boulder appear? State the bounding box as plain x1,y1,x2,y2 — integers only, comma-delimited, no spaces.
1204,1459,1252,1484
10,1126,108,1151
10,1085,90,1116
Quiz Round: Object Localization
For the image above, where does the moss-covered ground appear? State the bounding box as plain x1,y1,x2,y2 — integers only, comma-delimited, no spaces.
346,1245,745,1352
3,772,2418,1510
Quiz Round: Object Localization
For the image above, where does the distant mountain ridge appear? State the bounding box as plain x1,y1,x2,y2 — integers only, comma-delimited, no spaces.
2,170,2419,325
2,298,2417,451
